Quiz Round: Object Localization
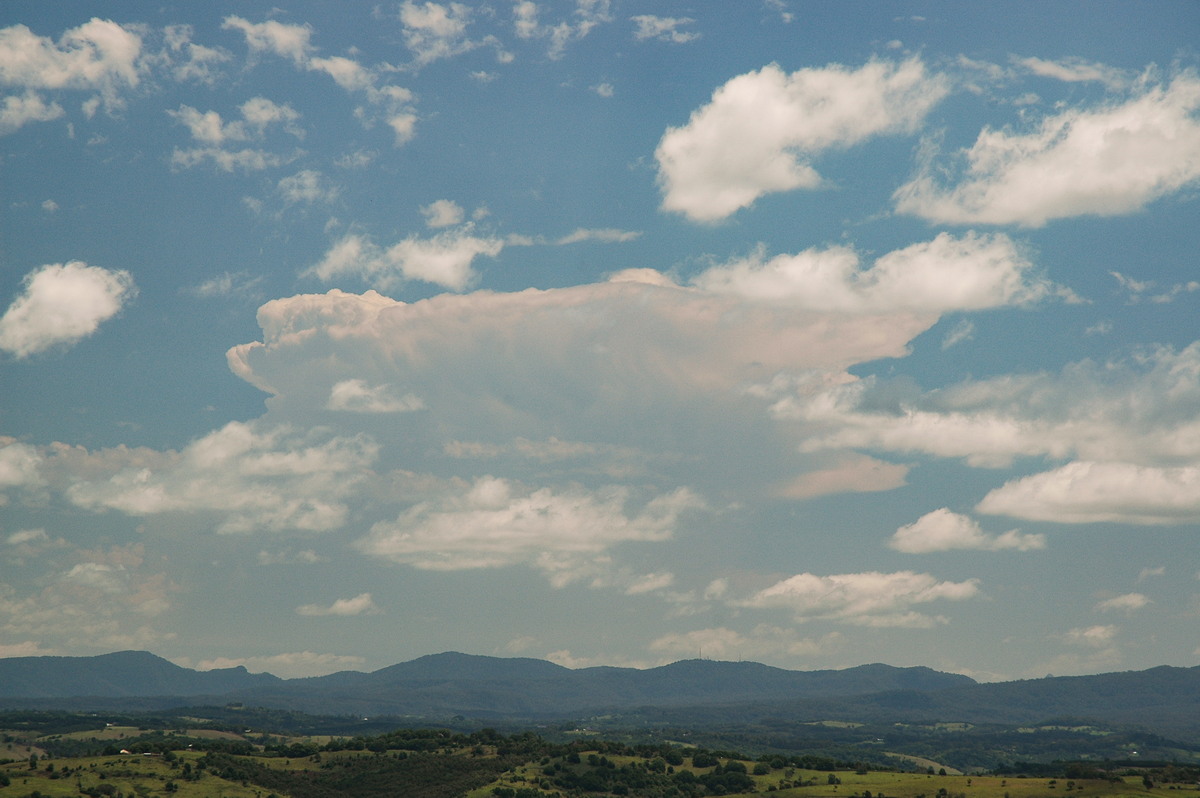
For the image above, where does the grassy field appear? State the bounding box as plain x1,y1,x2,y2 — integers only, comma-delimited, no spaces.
3,724,1198,798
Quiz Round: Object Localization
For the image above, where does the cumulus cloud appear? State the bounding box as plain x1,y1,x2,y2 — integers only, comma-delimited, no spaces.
307,228,504,291
278,169,339,204
978,462,1200,525
0,261,135,358
399,2,477,66
0,439,43,491
357,476,700,579
895,71,1200,226
421,199,465,228
0,543,176,651
169,97,303,171
0,90,64,134
296,592,380,616
0,18,143,117
556,228,641,244
222,16,418,145
890,508,1045,553
788,341,1200,471
657,58,949,222
62,421,379,534
693,232,1052,312
327,379,424,413
774,453,908,500
739,570,980,627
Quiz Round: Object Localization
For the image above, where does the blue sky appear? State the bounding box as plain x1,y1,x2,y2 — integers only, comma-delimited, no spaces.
2,1,1199,681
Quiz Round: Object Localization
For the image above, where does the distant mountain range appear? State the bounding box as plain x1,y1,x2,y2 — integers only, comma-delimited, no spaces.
3,651,1198,743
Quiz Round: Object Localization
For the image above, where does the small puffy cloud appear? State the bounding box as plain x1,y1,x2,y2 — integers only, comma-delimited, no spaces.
739,570,980,627
170,97,302,172
0,261,135,358
221,16,313,65
421,199,465,228
399,2,477,66
193,651,366,679
1065,624,1118,647
1138,566,1165,582
978,462,1200,525
657,58,948,222
0,18,143,111
162,24,230,85
631,15,699,44
591,82,614,98
0,90,64,134
649,626,843,661
890,508,1045,553
693,232,1051,313
62,421,379,534
357,477,700,578
278,169,338,205
0,439,43,490
296,592,380,617
223,15,418,146
895,72,1200,226
1095,593,1151,614
307,228,504,291
513,0,612,60
327,379,424,413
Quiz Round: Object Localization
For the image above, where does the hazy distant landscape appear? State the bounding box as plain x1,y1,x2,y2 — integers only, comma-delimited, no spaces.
2,651,1199,778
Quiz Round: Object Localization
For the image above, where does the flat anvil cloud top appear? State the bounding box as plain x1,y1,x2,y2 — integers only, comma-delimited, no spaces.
1,1,1198,682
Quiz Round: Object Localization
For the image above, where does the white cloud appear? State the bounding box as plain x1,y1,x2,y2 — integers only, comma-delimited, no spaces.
895,72,1200,226
631,15,699,44
62,421,379,534
513,0,612,60
399,2,477,66
0,90,64,134
162,24,230,85
1138,566,1166,582
170,146,293,172
0,18,143,112
693,232,1051,312
221,16,313,65
1095,593,1151,614
0,261,135,358
357,476,700,578
649,626,843,661
739,570,980,627
296,592,380,616
421,199,465,228
774,454,908,500
890,508,1044,553
307,228,504,291
0,543,176,651
193,651,366,679
556,228,641,244
978,462,1200,525
789,341,1200,471
1065,624,1118,647
223,16,418,146
169,97,302,172
1015,56,1129,89
185,271,265,300
278,169,338,204
0,439,43,490
941,319,975,350
657,58,949,222
327,379,424,413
